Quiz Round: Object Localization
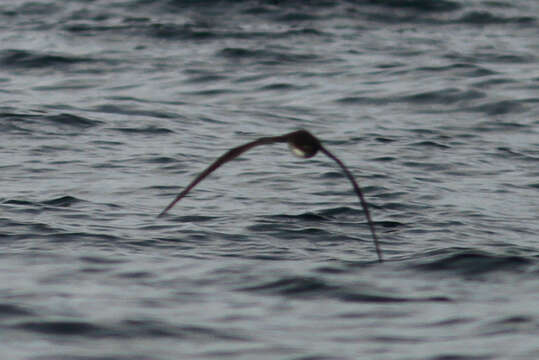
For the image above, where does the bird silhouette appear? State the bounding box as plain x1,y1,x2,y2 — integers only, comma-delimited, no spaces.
158,129,382,262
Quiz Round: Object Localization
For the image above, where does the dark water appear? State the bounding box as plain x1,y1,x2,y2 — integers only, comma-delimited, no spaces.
1,0,539,359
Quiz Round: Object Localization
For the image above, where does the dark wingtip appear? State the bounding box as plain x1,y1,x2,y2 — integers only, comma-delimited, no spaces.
157,198,178,218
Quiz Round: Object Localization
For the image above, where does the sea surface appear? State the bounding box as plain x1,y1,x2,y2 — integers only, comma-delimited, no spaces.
1,0,538,359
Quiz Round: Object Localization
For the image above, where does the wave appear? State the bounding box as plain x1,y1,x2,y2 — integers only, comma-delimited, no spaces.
0,112,102,135
411,249,533,276
0,49,93,69
241,275,450,302
41,196,82,207
43,113,103,128
336,88,486,108
3,195,84,208
14,318,249,341
0,303,34,318
457,11,536,25
218,47,323,65
110,126,174,135
364,0,461,12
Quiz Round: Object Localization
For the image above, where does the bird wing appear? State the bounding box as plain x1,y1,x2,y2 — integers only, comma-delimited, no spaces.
158,135,287,217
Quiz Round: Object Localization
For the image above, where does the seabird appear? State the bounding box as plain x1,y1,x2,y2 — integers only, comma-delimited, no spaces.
158,129,382,262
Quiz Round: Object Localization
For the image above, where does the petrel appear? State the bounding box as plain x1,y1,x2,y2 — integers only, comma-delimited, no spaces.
159,129,382,262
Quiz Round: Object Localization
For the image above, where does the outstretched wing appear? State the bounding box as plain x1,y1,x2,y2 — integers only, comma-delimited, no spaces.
319,145,382,262
158,135,287,218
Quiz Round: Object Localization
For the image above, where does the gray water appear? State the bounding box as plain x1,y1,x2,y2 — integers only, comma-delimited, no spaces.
1,0,539,359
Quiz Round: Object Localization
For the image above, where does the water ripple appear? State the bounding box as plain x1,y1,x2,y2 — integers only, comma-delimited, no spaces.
218,47,323,65
412,249,533,276
241,276,450,303
0,49,94,69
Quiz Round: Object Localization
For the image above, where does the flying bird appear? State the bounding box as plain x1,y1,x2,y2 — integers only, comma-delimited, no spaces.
158,129,382,262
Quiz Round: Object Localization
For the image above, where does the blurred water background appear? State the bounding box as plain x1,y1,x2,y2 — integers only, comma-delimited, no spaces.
1,0,538,359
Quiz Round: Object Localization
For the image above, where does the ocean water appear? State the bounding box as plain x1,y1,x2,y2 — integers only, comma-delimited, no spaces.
1,0,538,359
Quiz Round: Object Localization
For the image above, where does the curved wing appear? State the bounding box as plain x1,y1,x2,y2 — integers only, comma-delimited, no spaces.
319,145,382,262
158,135,287,218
